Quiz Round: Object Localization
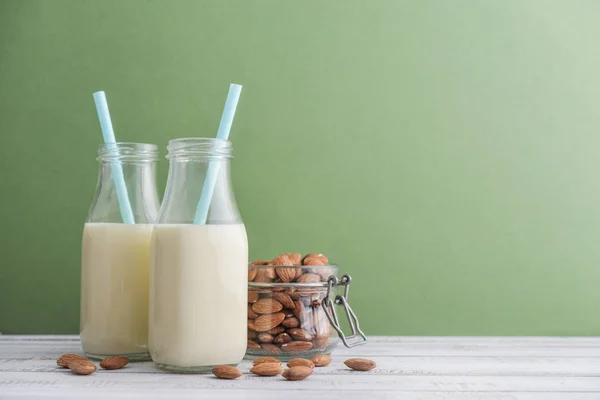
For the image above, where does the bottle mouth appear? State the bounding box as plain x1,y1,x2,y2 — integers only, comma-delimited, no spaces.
166,138,233,161
97,142,159,162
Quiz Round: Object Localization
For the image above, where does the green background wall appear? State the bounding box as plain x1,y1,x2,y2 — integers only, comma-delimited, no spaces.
1,0,600,335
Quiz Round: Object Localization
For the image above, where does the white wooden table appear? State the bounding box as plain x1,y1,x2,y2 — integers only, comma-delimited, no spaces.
1,336,600,399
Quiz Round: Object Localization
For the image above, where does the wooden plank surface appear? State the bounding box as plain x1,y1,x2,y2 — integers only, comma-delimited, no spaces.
1,336,599,399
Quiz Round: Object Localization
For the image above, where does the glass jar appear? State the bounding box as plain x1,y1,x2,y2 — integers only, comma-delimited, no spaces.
247,265,366,360
80,143,160,360
149,138,248,372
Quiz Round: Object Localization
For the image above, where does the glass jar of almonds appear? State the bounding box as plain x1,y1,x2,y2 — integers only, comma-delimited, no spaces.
246,253,366,360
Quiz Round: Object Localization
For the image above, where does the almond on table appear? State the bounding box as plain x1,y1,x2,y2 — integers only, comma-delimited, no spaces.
344,358,377,371
68,359,97,375
212,365,243,379
282,366,313,381
57,354,87,368
287,358,315,369
311,354,332,367
250,363,284,376
100,355,129,370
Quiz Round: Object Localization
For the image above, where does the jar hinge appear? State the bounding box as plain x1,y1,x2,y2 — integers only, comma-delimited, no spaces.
322,274,367,348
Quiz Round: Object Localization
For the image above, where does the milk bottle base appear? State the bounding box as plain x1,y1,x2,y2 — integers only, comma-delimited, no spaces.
85,351,151,362
155,362,237,373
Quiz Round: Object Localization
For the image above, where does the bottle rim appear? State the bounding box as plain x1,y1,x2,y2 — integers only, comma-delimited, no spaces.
166,138,233,161
97,142,159,162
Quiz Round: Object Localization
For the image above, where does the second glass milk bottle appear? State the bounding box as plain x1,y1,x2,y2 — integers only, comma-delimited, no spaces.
81,143,160,360
149,138,248,372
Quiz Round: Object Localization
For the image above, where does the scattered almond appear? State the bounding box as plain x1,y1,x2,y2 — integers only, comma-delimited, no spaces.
57,354,87,368
311,354,332,367
253,357,281,366
344,358,376,371
212,365,242,379
287,358,315,369
282,366,313,381
100,356,129,370
68,359,97,375
250,362,284,376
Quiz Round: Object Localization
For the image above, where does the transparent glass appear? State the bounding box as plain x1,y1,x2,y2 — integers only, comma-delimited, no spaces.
149,138,248,372
80,143,160,361
246,265,339,360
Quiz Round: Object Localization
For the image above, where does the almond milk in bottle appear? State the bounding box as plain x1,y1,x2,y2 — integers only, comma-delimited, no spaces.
149,138,248,372
80,143,160,360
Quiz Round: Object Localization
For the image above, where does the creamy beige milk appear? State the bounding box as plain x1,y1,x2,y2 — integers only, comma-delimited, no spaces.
149,224,248,369
80,223,153,357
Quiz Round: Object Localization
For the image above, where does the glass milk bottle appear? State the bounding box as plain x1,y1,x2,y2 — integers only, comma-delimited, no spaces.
81,143,160,360
149,138,248,372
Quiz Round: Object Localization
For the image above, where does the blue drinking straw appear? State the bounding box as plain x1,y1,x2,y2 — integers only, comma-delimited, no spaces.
193,83,242,224
93,91,135,224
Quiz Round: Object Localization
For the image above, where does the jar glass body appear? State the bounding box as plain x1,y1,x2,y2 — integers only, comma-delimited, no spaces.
80,143,160,360
149,138,248,372
247,265,339,360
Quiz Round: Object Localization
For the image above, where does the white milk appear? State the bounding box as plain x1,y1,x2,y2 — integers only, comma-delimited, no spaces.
80,223,153,358
149,224,248,369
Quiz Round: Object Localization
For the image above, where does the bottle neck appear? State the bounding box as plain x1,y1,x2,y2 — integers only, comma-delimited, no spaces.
157,138,240,225
87,143,160,224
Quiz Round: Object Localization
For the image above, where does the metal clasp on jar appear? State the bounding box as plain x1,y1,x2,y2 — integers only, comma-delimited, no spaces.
322,274,367,347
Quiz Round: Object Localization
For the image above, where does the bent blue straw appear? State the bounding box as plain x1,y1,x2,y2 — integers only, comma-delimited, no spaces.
193,83,242,224
93,91,135,224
